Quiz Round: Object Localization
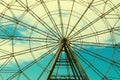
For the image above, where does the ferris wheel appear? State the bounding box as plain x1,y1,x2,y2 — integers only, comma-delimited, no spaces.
0,0,120,80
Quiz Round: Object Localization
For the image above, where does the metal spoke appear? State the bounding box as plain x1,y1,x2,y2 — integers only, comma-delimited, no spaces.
0,0,120,79
16,0,60,39
70,41,119,48
0,35,58,43
57,0,64,36
0,43,58,60
7,44,58,80
67,0,94,37
0,14,57,40
39,0,61,38
68,2,120,39
72,45,120,67
70,26,120,42
65,0,75,37
74,48,108,79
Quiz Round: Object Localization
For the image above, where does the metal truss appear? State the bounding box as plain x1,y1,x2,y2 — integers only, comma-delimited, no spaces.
0,0,120,80
46,38,89,80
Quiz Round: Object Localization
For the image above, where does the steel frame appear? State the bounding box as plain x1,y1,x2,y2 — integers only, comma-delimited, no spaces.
46,38,89,80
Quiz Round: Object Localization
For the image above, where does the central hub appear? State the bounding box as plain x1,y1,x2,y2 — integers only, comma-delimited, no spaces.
61,37,67,44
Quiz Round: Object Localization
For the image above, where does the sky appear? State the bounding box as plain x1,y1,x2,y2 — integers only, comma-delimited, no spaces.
0,0,120,80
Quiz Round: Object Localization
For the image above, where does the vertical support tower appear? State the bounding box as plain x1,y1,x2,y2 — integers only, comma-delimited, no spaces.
46,38,89,80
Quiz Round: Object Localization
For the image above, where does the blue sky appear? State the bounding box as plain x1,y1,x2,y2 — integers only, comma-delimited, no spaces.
0,0,120,80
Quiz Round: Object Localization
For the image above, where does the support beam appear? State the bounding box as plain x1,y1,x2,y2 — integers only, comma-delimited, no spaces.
46,43,64,80
46,38,89,80
66,42,89,80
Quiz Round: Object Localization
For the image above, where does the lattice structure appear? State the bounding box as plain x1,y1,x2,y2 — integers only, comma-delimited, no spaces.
46,38,89,80
0,0,120,80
